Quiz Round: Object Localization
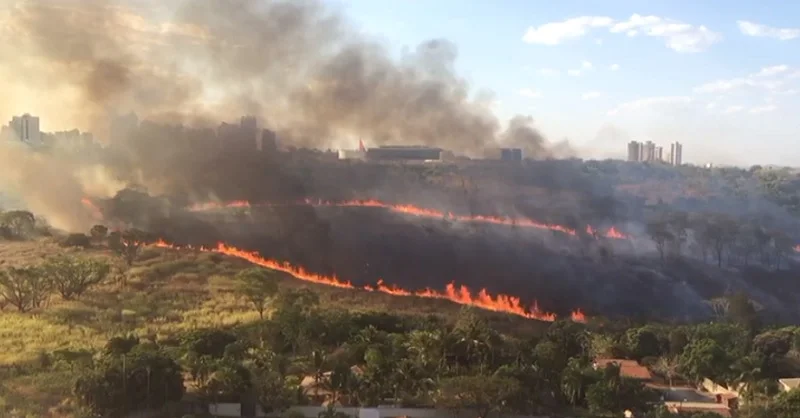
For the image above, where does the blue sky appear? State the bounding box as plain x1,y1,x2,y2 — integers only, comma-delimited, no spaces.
325,0,800,166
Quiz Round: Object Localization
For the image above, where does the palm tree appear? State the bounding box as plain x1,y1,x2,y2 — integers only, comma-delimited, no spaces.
561,358,589,406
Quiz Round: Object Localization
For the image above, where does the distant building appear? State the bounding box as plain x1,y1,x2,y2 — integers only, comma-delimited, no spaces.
654,146,663,162
642,141,653,162
627,141,641,162
670,142,683,166
500,148,523,162
338,149,366,160
365,146,442,161
8,114,41,145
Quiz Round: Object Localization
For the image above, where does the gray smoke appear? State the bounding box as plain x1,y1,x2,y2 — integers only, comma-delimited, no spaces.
1,0,566,156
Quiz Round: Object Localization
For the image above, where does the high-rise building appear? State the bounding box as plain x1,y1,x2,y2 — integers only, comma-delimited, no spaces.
654,146,663,162
643,141,656,162
9,114,41,144
670,142,683,166
627,141,641,162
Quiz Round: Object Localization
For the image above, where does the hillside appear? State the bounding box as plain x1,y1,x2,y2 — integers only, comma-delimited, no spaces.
0,238,549,417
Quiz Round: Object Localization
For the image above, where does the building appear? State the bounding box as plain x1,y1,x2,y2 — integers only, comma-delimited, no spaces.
338,149,366,160
365,146,442,161
670,142,683,166
8,114,41,145
593,359,653,381
778,378,800,392
654,146,663,162
500,148,523,162
643,141,656,162
627,141,641,162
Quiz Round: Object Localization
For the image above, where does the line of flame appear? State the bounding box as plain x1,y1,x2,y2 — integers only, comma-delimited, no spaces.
188,198,628,240
152,239,587,323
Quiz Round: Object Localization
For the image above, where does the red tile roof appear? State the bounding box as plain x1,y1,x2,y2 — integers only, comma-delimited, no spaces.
594,358,653,380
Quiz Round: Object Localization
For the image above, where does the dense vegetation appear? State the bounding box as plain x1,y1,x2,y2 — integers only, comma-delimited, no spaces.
1,226,800,417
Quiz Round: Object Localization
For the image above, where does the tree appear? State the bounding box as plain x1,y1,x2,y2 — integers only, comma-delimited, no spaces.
74,344,185,417
679,338,730,383
111,229,146,266
62,233,91,248
1,210,35,239
727,292,760,332
42,255,111,300
653,356,680,387
235,268,280,320
90,224,108,242
435,375,521,418
0,266,51,312
646,219,673,262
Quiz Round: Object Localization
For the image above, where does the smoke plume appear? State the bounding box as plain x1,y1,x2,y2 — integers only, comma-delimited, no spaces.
1,0,563,155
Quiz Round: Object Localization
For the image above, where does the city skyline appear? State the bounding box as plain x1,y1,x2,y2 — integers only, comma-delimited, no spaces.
1,1,799,165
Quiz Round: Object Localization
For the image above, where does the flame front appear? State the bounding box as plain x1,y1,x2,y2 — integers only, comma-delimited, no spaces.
190,198,628,239
152,239,586,323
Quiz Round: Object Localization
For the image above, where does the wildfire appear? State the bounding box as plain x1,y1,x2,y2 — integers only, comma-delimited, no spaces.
190,198,628,240
152,239,587,323
81,197,103,220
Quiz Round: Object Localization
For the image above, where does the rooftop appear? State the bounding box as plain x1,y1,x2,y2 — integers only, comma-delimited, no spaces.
594,358,653,380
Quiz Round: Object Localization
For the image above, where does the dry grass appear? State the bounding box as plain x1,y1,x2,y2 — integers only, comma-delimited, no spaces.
0,239,548,416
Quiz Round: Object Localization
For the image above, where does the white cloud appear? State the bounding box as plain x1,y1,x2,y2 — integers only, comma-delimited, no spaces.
608,96,692,115
694,65,794,93
754,65,789,77
609,14,722,52
582,91,602,100
723,105,745,114
706,102,717,109
609,63,620,71
581,60,593,69
518,88,542,98
522,14,721,52
522,16,613,45
737,20,800,41
594,38,603,45
539,68,560,76
567,69,581,77
750,104,777,114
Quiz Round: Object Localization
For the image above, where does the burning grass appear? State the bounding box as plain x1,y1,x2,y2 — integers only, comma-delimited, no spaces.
0,240,546,366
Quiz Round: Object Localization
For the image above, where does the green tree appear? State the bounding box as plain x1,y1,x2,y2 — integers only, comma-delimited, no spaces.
653,356,680,387
0,266,51,312
74,344,185,417
43,255,110,300
435,375,522,418
235,268,280,320
679,338,730,383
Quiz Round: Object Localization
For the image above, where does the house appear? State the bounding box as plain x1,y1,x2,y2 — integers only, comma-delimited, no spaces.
300,365,364,405
778,378,800,392
593,358,653,381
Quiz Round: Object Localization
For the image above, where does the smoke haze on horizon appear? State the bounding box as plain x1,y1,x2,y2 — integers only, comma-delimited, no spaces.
0,0,573,159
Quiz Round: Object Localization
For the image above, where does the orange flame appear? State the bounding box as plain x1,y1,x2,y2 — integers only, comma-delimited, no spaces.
190,198,628,240
152,239,586,323
81,197,103,220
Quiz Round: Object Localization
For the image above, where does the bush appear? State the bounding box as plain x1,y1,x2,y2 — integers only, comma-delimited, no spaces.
62,233,91,248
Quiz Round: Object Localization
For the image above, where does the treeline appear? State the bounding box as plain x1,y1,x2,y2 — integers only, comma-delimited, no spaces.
645,209,796,270
43,273,800,418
